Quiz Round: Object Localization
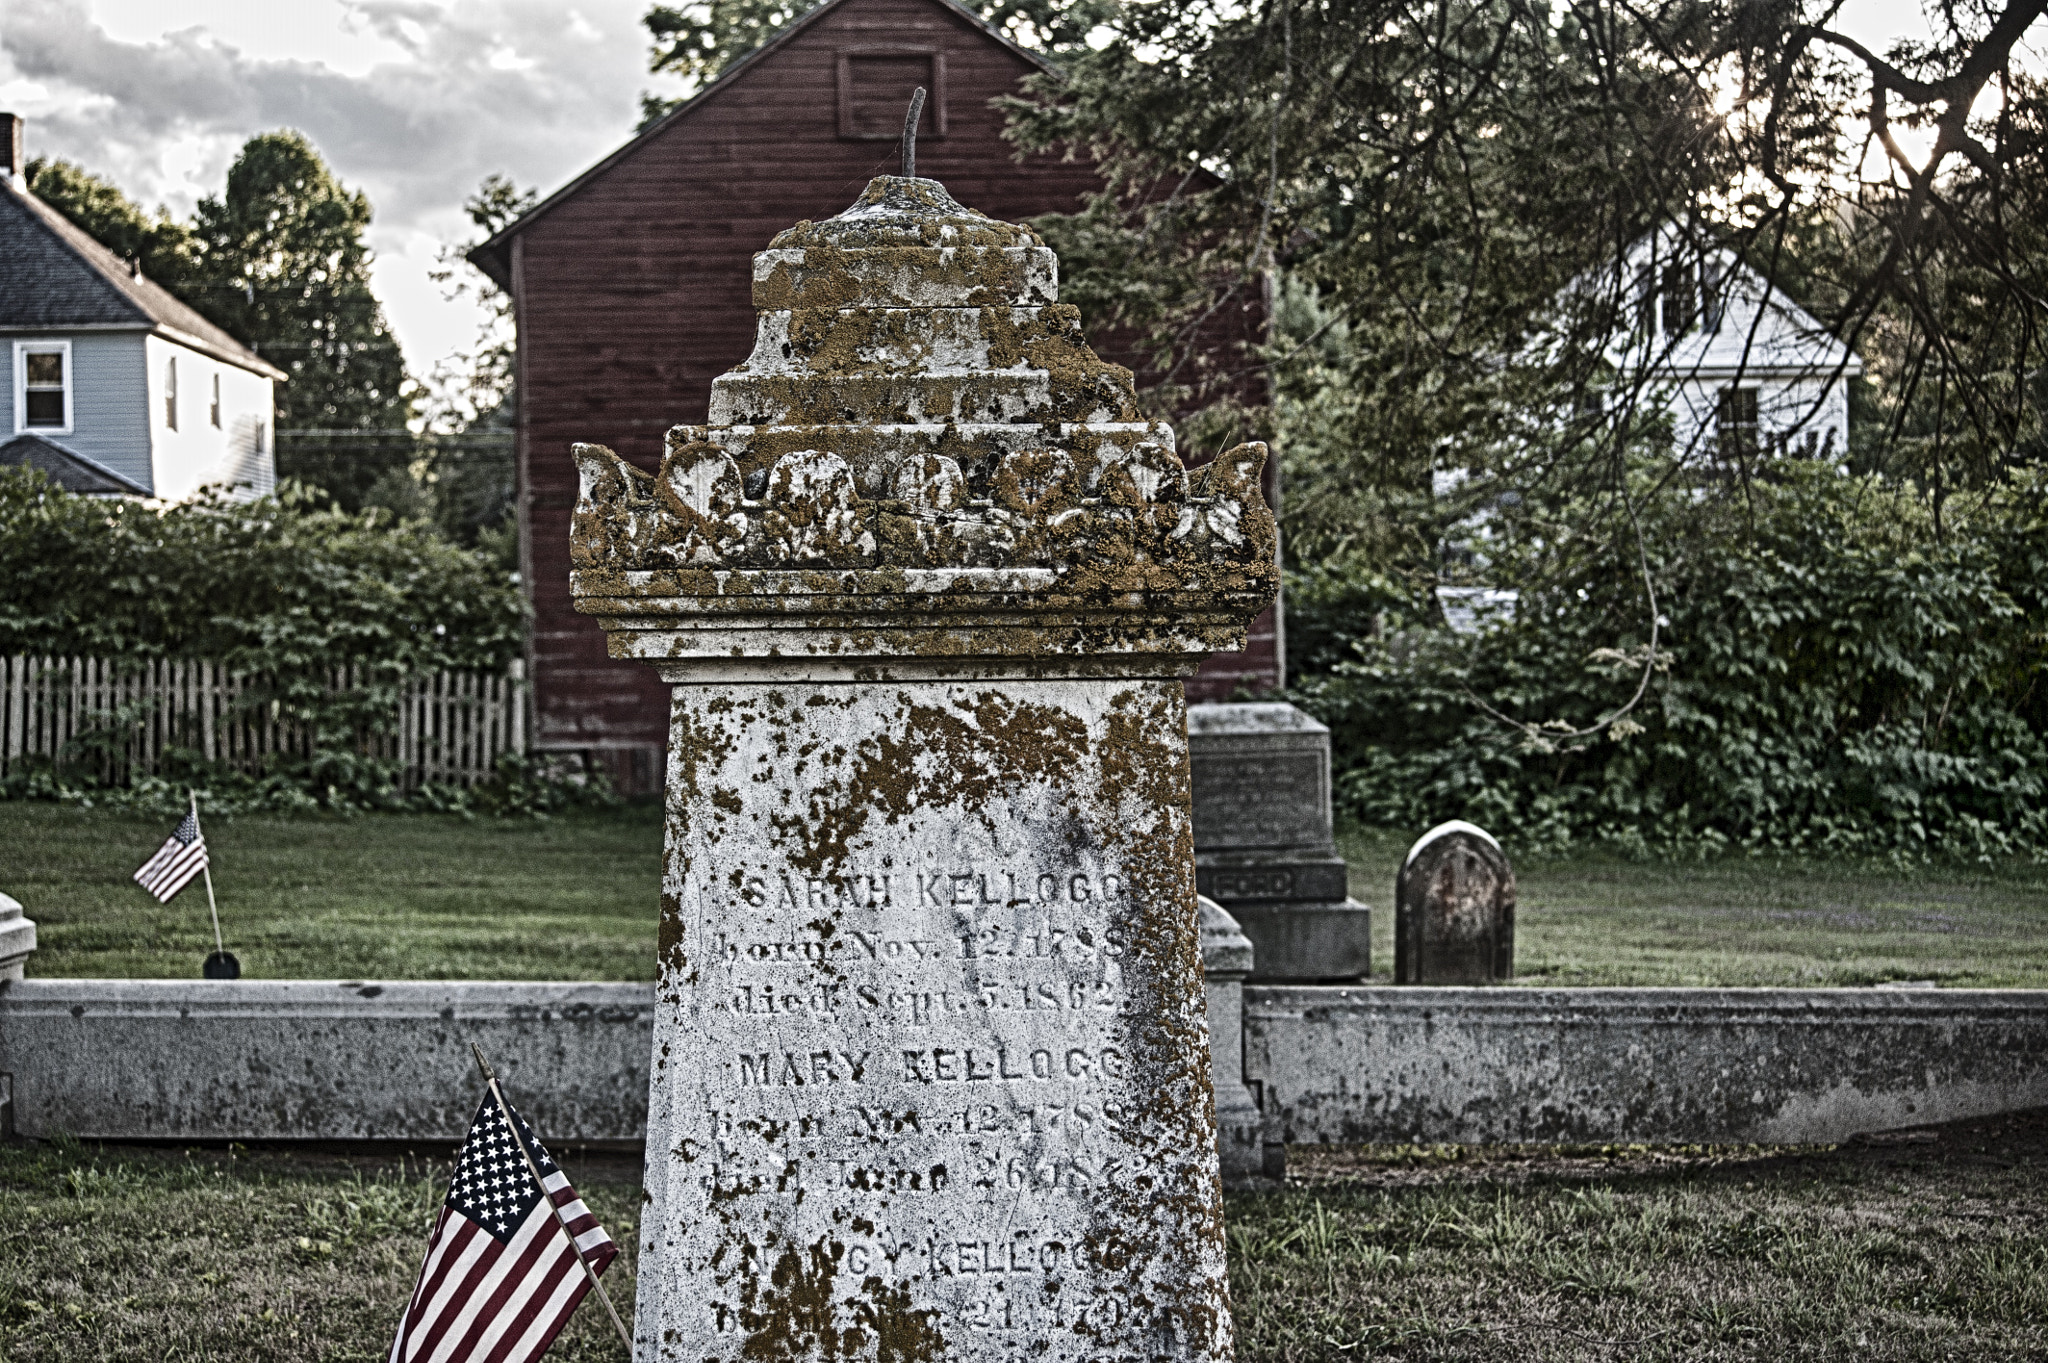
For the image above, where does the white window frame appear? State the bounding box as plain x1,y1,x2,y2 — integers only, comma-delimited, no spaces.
13,340,74,436
164,354,179,431
210,371,222,428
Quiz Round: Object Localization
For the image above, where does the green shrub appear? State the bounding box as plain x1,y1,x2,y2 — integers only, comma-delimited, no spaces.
0,469,539,812
1290,464,2048,860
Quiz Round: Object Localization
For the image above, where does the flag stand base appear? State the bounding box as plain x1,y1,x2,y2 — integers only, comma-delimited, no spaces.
203,950,240,980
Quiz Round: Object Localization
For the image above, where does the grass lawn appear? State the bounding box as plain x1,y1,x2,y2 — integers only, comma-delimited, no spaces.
3,1109,2042,1361
0,802,665,981
2,802,2043,986
1338,826,2048,989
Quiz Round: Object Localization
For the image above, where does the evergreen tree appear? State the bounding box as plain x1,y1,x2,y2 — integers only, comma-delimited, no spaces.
191,131,414,510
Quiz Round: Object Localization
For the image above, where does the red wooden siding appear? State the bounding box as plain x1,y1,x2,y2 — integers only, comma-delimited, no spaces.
504,0,1277,777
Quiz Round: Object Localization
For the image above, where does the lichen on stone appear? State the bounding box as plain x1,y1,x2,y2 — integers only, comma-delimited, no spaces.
573,174,1276,632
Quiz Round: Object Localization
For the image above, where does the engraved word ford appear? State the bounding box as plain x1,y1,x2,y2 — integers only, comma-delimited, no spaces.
568,175,1278,1363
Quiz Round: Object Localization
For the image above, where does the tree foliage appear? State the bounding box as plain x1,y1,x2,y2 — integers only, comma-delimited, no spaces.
0,468,531,810
24,157,198,285
191,132,413,508
1290,461,2048,859
418,174,540,553
1007,0,2048,564
1001,0,2047,857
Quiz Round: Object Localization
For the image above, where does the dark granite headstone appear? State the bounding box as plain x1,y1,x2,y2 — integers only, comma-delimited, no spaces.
1395,821,1515,984
1189,704,1369,981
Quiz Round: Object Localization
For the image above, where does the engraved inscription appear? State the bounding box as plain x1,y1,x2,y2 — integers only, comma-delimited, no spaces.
1189,752,1326,849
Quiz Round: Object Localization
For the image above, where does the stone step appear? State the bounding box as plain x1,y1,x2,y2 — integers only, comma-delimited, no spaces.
735,305,1091,376
752,245,1058,309
708,369,1135,426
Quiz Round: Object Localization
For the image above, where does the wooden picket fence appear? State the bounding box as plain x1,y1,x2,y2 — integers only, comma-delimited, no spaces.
0,655,527,790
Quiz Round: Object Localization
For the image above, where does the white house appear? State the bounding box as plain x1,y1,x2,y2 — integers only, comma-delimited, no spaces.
1435,227,1865,631
0,115,284,500
1610,224,1862,462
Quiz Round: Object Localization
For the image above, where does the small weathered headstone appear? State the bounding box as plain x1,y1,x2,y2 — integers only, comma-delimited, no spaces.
572,175,1276,1363
1395,821,1515,984
0,893,36,981
1197,897,1264,1186
1189,704,1370,981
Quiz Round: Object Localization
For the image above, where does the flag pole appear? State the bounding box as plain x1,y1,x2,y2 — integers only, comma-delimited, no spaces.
191,789,224,956
471,1043,634,1352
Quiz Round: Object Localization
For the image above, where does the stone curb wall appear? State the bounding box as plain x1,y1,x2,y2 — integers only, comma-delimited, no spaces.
1246,986,2048,1146
0,980,653,1142
3,980,2042,1146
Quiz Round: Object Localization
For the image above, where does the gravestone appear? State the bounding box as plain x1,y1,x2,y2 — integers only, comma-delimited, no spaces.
1395,821,1514,984
0,893,36,980
1196,897,1265,1186
1189,704,1370,981
570,176,1276,1363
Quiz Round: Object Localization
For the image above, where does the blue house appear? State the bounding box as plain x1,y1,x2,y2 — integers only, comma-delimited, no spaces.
1,115,283,500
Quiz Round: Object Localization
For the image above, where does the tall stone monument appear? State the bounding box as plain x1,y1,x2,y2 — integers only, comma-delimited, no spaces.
1189,705,1370,981
570,177,1276,1363
1395,821,1515,984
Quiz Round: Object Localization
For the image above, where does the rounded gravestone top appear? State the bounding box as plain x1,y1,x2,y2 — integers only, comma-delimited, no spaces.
1402,818,1501,868
1395,820,1514,985
1197,895,1255,976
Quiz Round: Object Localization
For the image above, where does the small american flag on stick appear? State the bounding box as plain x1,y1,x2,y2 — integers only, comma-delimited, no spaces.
390,1051,627,1363
133,807,208,903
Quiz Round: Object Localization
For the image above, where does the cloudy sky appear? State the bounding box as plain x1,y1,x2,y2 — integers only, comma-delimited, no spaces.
0,0,1982,385
1,0,687,380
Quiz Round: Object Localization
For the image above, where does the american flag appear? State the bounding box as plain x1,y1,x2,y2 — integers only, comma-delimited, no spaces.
390,1092,619,1363
133,809,208,903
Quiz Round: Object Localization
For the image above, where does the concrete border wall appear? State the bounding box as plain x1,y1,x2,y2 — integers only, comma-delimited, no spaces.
4,980,2043,1146
1244,986,2048,1145
0,980,653,1142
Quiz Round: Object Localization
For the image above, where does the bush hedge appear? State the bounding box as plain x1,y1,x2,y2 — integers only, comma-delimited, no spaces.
0,470,559,812
1288,463,2048,861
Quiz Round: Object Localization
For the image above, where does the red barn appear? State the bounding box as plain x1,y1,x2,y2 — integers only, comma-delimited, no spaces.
472,0,1278,789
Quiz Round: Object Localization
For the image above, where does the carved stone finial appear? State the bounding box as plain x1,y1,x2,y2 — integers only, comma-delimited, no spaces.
569,174,1277,673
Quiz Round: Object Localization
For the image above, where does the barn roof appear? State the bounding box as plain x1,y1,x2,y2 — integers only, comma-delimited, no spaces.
0,178,287,381
0,431,150,496
467,0,1058,290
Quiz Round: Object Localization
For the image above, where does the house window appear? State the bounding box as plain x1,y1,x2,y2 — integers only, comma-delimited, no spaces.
1661,261,1695,335
165,355,178,430
1700,259,1725,331
1718,385,1759,459
837,49,947,141
15,342,71,432
210,373,221,428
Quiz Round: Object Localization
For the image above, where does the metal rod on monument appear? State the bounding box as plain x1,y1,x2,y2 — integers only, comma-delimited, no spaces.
902,86,927,178
469,1043,634,1352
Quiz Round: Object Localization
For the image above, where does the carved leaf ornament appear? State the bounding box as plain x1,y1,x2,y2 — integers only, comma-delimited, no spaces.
569,176,1278,580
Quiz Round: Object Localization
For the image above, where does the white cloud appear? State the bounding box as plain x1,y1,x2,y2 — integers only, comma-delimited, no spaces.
0,0,685,381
